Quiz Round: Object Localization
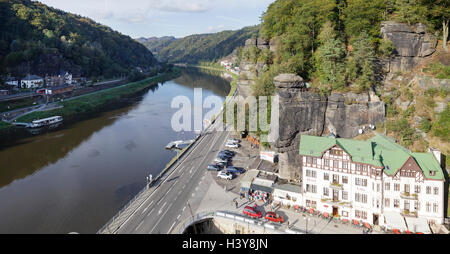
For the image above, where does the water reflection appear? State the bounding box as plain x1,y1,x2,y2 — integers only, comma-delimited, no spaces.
0,68,229,233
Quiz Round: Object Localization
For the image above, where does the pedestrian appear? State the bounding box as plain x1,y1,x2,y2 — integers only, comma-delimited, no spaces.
235,200,238,209
287,221,290,228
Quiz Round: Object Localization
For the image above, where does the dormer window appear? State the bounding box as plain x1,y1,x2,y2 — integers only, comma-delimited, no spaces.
430,171,436,176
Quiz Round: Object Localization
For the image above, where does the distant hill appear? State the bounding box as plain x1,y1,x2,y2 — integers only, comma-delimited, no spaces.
137,26,259,64
0,0,158,79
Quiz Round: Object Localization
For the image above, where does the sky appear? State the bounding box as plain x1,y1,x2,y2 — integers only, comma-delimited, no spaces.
39,0,275,39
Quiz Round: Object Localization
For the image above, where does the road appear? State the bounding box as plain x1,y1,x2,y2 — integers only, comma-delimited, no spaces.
101,120,230,234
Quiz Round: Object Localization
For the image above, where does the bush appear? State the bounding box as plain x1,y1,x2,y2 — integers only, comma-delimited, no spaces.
419,118,432,133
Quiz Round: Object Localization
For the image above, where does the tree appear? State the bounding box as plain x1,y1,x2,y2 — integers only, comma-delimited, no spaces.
394,0,427,26
347,32,378,92
315,22,347,90
343,0,386,38
421,0,450,52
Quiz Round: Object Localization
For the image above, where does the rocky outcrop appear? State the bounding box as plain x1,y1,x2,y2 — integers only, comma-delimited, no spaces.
270,74,386,180
381,21,438,73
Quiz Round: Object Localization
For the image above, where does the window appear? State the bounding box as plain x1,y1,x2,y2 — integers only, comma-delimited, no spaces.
362,165,368,173
356,164,361,172
324,159,330,167
312,158,317,164
306,184,317,193
394,199,400,208
355,210,367,219
394,183,400,191
385,183,390,191
404,184,410,194
342,176,348,184
306,170,316,178
333,160,339,168
404,201,410,210
343,161,348,169
414,201,420,211
324,173,329,181
323,187,329,197
426,202,431,212
434,187,439,195
330,150,343,156
426,186,431,194
342,191,348,200
355,193,367,203
355,178,367,187
307,157,312,164
377,184,380,192
433,203,438,213
385,198,390,208
342,211,348,217
415,185,421,194
332,174,339,184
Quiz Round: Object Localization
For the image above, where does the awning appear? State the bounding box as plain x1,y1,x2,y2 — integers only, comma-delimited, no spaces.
384,211,407,231
250,183,273,193
404,217,431,234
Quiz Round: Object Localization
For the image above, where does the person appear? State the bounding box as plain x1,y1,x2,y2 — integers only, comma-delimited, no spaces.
235,200,238,209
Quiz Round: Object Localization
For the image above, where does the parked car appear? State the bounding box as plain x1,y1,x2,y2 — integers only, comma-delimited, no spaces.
216,161,229,168
226,166,245,174
222,150,236,155
217,171,233,180
225,142,240,148
214,157,229,163
265,212,284,223
227,138,241,144
243,206,262,219
207,164,221,171
218,151,233,158
218,153,231,160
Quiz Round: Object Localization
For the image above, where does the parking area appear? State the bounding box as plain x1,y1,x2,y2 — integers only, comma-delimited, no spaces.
209,133,261,194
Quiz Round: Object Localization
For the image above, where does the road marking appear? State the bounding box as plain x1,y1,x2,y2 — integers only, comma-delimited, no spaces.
168,221,177,234
177,214,181,220
135,221,144,231
158,202,167,214
142,200,154,214
147,208,154,217
183,206,186,212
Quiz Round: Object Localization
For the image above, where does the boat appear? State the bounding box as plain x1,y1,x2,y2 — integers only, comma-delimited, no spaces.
28,116,63,128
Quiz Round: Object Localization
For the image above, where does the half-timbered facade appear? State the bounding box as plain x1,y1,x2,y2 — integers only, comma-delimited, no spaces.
299,134,446,229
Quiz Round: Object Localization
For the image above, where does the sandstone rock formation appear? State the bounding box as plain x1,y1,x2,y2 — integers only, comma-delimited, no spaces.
381,21,438,73
269,74,386,180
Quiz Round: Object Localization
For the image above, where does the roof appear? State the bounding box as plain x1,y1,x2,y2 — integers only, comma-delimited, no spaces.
299,134,445,180
404,217,431,234
250,183,273,193
273,184,302,194
22,75,43,80
240,170,259,189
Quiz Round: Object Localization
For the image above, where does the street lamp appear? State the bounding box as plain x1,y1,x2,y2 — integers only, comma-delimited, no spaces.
304,217,310,234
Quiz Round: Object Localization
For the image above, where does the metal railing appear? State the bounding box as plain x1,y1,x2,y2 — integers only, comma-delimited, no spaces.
97,84,238,234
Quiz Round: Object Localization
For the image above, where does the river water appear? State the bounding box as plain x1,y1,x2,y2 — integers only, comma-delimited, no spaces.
0,68,230,233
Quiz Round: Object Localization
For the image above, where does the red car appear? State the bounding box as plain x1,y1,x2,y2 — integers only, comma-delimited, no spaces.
265,212,284,223
243,206,262,219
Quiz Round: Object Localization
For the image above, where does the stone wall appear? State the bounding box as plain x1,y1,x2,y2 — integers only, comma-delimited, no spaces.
269,74,386,181
381,21,438,73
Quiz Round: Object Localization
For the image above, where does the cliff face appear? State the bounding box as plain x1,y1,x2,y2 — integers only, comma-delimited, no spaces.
381,21,438,73
269,74,386,180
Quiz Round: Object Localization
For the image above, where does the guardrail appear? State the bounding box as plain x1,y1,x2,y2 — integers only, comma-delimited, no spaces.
97,80,238,234
174,210,305,234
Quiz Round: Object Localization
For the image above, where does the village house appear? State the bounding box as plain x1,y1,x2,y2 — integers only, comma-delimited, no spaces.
5,76,18,87
45,72,72,87
45,84,74,95
21,75,44,89
299,134,446,232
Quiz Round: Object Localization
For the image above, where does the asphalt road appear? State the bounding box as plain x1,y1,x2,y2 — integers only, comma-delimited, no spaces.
115,125,230,234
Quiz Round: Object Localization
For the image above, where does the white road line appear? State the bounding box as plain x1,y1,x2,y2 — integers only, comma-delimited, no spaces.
147,208,154,217
135,221,144,231
142,200,154,214
177,214,181,220
168,221,177,234
158,202,167,214
183,206,186,212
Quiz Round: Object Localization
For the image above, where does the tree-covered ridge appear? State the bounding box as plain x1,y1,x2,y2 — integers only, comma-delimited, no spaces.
0,0,158,79
256,0,449,95
140,26,259,64
136,36,177,57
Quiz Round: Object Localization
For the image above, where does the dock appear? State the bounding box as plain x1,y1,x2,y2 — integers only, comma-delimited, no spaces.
165,140,195,150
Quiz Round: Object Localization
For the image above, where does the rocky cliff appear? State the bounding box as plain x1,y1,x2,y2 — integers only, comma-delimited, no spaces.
269,74,386,180
381,21,438,73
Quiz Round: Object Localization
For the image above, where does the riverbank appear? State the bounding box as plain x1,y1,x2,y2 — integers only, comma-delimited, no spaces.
189,65,237,99
0,69,181,144
16,68,180,123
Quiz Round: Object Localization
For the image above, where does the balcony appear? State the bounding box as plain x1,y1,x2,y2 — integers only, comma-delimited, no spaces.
401,210,418,218
321,197,353,208
400,192,418,200
330,182,343,190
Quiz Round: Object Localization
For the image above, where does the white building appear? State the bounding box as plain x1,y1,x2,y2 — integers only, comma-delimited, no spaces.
299,134,446,232
5,77,18,86
21,75,44,89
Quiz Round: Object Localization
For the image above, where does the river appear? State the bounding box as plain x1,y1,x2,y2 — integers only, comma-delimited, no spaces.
0,68,230,234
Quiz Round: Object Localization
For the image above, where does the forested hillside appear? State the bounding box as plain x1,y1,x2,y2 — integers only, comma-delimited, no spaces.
246,0,448,96
136,36,177,58
138,26,259,64
0,0,158,79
